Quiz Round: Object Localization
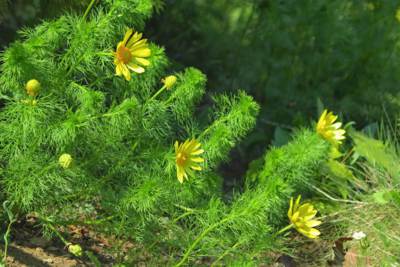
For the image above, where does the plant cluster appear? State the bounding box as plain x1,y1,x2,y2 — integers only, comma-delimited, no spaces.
0,0,399,266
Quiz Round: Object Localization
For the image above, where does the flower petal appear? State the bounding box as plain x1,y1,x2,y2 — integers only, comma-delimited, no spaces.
191,157,204,163
135,57,150,66
122,29,134,45
127,63,145,74
121,64,131,81
190,165,202,171
131,48,151,57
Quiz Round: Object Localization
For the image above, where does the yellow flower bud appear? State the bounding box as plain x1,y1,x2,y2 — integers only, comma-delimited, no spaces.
25,79,41,97
68,244,83,257
59,153,72,169
162,75,177,89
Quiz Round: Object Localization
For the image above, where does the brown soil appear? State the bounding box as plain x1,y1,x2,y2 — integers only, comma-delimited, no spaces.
1,216,117,267
4,243,80,267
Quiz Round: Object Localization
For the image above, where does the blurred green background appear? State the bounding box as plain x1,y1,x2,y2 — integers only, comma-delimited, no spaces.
2,0,400,175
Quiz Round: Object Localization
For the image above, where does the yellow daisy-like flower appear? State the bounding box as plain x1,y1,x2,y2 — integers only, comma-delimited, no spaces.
114,28,151,81
316,109,346,147
288,195,322,239
174,139,204,183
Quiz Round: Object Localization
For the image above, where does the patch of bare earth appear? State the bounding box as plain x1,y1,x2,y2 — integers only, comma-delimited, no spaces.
1,217,119,267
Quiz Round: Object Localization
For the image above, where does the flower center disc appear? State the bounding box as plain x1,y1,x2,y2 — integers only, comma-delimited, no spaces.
176,152,187,165
117,45,132,64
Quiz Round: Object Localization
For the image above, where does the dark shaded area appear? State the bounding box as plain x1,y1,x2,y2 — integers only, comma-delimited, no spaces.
0,0,89,50
146,0,400,182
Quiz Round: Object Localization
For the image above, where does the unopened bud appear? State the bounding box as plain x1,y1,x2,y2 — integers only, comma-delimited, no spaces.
68,244,83,257
25,79,41,97
59,153,72,169
162,75,177,89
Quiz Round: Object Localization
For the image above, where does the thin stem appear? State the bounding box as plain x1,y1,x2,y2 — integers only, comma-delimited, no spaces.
311,185,366,204
173,211,194,223
39,217,69,246
149,85,167,101
83,0,96,20
173,204,196,212
211,241,241,266
3,217,16,262
175,217,231,267
2,201,16,263
274,223,294,238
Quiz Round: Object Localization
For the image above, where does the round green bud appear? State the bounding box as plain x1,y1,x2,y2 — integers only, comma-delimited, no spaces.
25,79,41,97
162,75,177,89
68,244,83,257
59,153,72,169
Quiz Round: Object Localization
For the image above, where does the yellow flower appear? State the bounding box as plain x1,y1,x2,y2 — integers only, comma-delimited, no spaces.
59,153,72,169
316,109,345,147
68,244,83,257
288,195,322,239
25,79,41,97
162,75,177,89
396,8,400,22
114,28,151,81
174,139,204,183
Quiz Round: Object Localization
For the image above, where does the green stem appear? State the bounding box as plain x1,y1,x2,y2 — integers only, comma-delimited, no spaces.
211,241,241,266
149,85,167,101
83,0,96,20
173,204,196,212
173,211,194,223
274,223,294,237
96,51,113,57
40,217,69,246
2,201,16,263
3,217,15,262
175,217,231,267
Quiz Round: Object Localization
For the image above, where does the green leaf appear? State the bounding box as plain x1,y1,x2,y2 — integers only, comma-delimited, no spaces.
372,191,390,205
351,131,400,182
271,127,291,147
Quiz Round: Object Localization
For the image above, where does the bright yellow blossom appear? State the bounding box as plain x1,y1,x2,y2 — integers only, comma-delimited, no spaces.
162,75,177,89
114,29,151,81
288,195,322,239
59,153,73,169
26,79,41,97
316,109,346,147
174,139,204,183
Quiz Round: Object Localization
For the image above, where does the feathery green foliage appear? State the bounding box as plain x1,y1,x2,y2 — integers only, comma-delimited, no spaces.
169,130,330,265
0,0,268,264
1,0,398,266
